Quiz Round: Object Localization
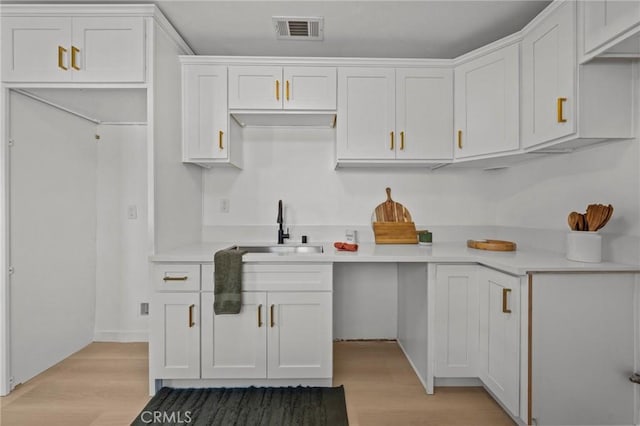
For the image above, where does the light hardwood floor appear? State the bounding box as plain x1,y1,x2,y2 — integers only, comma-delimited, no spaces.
0,341,514,426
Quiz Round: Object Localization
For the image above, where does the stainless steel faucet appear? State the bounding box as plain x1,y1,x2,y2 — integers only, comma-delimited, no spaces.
277,200,290,244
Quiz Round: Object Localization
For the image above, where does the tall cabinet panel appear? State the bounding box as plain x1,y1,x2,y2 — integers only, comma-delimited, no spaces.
336,67,396,160
396,68,453,160
454,44,519,159
521,1,576,148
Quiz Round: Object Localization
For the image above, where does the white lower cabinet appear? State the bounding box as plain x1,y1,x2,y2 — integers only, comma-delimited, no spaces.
477,267,520,418
151,292,200,379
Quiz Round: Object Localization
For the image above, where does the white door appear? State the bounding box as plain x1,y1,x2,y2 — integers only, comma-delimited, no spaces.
182,64,229,160
434,265,478,377
522,1,576,149
396,68,453,160
584,0,640,54
71,17,145,82
337,67,396,160
1,17,72,82
454,44,519,159
151,292,200,379
201,292,267,379
228,66,283,109
267,292,332,379
478,267,520,417
283,67,336,110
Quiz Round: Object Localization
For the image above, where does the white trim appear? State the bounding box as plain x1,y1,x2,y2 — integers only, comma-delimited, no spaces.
179,55,453,68
151,7,193,55
2,83,148,90
93,330,148,343
0,87,10,396
426,263,436,394
452,32,522,66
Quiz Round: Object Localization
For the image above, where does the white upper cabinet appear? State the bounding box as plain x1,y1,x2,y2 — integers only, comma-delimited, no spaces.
395,68,453,161
521,1,576,147
582,0,640,60
2,16,145,83
337,67,453,164
522,1,634,151
454,44,520,159
228,65,336,110
337,67,396,160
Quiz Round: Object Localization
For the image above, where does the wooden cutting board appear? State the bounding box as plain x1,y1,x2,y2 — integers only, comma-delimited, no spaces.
467,239,516,251
374,188,412,222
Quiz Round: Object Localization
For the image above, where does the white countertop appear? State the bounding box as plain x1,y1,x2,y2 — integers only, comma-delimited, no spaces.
149,241,640,276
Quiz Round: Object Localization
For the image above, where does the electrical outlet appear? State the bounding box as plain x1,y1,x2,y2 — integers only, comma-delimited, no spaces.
127,205,138,220
140,302,149,316
220,198,230,213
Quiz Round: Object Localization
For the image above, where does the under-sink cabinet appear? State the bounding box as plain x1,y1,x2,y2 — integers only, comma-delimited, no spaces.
521,0,634,151
150,262,333,392
228,66,336,110
1,15,145,83
336,67,453,165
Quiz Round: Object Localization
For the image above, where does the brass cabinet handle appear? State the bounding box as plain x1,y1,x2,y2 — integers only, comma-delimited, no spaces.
257,304,263,328
400,131,405,150
188,304,195,327
390,131,395,150
557,97,567,123
502,288,512,314
457,130,463,149
270,304,275,328
276,80,280,101
218,130,224,150
163,276,188,281
286,80,290,101
71,46,80,71
58,46,68,70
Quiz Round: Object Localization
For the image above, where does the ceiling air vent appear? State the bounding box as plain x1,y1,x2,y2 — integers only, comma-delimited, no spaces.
272,16,324,41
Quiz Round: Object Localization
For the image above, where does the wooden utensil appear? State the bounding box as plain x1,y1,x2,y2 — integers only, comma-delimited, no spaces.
596,204,614,231
467,239,516,251
586,204,613,231
568,212,581,230
374,187,412,223
576,213,586,231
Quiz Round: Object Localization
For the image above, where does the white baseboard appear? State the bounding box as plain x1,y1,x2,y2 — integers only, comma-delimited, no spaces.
93,330,148,342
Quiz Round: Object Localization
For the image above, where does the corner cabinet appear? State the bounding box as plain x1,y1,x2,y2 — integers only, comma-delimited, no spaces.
581,0,640,61
1,16,145,83
453,43,520,160
150,261,333,393
336,67,453,165
521,0,634,151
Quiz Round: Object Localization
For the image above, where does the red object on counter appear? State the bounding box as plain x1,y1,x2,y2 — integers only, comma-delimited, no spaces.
334,242,359,251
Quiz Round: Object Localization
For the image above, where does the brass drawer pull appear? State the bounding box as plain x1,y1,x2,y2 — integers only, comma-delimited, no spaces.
58,46,68,70
163,276,188,282
276,80,280,101
286,80,290,101
457,130,463,149
400,131,405,150
270,304,275,328
258,304,263,328
502,288,512,314
218,130,224,150
390,131,395,150
71,46,80,71
188,304,195,327
557,97,567,123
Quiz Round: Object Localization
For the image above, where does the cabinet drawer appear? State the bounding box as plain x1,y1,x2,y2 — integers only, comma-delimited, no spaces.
153,263,201,291
243,263,332,292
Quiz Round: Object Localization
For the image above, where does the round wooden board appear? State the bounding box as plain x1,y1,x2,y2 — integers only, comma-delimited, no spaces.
467,239,517,251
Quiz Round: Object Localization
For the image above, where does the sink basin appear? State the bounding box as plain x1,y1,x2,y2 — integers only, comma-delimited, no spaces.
232,245,324,254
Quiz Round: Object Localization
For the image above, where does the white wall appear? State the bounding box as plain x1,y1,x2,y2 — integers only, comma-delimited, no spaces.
94,124,149,342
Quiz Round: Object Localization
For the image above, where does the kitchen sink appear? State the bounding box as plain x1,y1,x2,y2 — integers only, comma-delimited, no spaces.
232,245,324,254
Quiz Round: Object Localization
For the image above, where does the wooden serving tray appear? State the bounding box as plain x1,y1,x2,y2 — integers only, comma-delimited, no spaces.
467,239,516,251
373,222,418,244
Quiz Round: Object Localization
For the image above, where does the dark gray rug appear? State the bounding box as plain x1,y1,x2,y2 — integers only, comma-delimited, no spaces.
131,386,349,426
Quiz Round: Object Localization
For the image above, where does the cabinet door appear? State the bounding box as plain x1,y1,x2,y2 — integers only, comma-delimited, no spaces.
182,64,229,160
71,17,145,82
1,17,72,82
522,1,576,149
478,267,520,417
267,292,332,379
201,292,267,379
584,0,640,54
434,265,478,377
228,66,283,109
151,292,200,379
396,68,453,160
337,68,396,160
454,44,519,158
282,66,336,110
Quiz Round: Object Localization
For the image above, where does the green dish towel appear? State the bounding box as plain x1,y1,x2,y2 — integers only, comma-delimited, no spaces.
214,248,247,314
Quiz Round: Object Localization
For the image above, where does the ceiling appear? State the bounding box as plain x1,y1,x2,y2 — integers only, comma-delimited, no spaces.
155,1,552,58
3,0,552,58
